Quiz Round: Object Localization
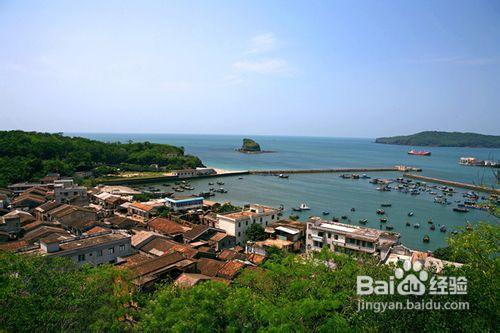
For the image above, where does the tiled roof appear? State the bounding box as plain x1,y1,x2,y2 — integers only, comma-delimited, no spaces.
132,252,187,277
130,202,156,212
197,258,225,277
218,249,246,261
148,217,191,236
217,260,245,279
12,193,46,204
85,226,110,235
0,240,29,251
183,224,209,241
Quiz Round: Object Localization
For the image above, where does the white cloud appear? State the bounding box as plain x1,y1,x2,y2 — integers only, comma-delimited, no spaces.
233,59,291,75
247,33,277,54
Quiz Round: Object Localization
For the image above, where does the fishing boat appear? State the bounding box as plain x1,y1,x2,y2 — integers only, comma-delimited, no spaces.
299,203,310,210
381,203,392,207
408,211,414,217
238,177,244,180
292,207,302,212
216,181,224,185
414,223,420,228
427,219,433,224
208,182,214,185
408,149,431,156
440,225,447,232
406,221,411,226
350,208,356,212
341,215,348,220
453,207,469,213
322,211,330,216
379,218,387,223
361,174,370,179
359,219,368,225
452,230,459,235
385,225,394,230
430,224,435,230
423,235,430,243
376,209,385,215
278,174,289,179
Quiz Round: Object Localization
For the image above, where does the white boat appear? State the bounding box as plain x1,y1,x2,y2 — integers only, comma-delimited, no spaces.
299,203,310,210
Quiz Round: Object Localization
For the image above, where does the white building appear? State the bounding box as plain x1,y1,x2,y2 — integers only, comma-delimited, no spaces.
306,217,400,256
165,196,204,212
216,204,279,245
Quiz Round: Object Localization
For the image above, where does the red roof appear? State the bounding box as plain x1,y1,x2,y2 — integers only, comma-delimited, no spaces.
217,260,245,279
148,217,191,236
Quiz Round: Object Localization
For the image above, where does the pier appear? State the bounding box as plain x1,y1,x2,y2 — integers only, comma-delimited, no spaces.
250,167,403,175
404,173,500,194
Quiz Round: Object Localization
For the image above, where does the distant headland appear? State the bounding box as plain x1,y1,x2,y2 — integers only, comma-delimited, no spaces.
375,131,500,148
237,138,275,154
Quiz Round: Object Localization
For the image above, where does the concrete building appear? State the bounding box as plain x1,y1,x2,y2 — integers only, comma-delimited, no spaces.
171,168,216,178
165,196,204,212
216,204,279,245
53,179,87,204
37,231,132,266
306,217,400,256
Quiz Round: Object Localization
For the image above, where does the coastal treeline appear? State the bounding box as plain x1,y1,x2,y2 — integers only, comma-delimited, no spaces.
375,131,500,148
0,131,203,187
1,223,498,332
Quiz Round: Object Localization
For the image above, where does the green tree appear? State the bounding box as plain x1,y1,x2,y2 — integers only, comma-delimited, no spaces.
0,252,133,332
246,223,266,241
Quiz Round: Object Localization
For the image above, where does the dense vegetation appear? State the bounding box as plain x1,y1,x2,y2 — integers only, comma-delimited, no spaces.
375,131,500,148
239,138,261,152
0,252,133,332
0,131,204,187
1,223,498,332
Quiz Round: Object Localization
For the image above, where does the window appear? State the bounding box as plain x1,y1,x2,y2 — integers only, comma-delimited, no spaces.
246,221,248,226
313,241,323,248
108,247,115,254
238,232,241,237
271,215,275,220
334,234,338,240
78,254,85,262
238,222,241,227
119,245,125,252
259,217,262,223
97,250,103,257
328,233,331,238
318,232,324,237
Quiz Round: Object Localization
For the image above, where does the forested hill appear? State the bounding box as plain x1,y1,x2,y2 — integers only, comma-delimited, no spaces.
375,131,500,148
0,131,203,187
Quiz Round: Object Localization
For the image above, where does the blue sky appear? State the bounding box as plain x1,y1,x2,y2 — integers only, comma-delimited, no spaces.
0,0,499,137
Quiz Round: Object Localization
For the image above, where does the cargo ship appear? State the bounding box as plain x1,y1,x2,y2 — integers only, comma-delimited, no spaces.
408,149,431,156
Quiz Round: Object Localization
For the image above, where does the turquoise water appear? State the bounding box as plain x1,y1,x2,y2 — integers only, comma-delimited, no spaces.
73,133,500,250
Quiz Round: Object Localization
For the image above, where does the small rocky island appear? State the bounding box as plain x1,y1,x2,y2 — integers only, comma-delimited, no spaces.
237,138,274,154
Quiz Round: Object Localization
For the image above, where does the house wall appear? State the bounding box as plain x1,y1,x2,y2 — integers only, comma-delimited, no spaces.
218,212,277,245
50,238,132,266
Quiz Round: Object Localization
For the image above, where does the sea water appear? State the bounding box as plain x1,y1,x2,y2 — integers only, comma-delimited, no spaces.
73,133,500,250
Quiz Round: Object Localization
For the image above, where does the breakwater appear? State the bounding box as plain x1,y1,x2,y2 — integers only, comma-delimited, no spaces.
250,167,401,175
404,173,499,194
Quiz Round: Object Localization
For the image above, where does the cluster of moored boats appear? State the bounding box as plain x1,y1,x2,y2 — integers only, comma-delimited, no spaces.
342,175,490,215
340,173,371,180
